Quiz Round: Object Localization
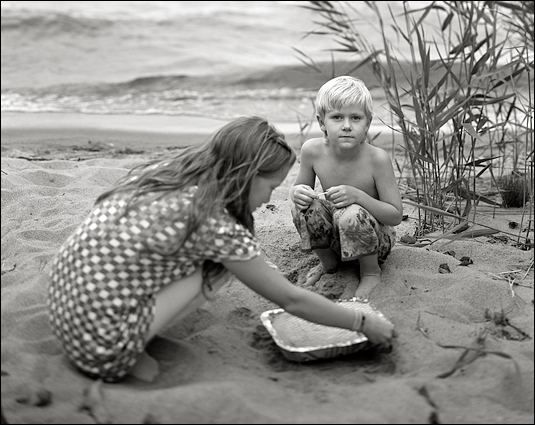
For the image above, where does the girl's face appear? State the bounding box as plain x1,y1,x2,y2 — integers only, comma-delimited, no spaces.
318,104,370,149
249,163,291,211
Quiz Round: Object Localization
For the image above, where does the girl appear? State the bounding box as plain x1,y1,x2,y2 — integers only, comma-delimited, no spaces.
47,116,396,383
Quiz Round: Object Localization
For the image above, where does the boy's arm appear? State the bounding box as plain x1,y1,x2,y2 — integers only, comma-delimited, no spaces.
358,149,403,225
289,139,320,209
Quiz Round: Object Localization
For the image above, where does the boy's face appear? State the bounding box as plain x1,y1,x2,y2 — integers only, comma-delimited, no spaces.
317,105,370,149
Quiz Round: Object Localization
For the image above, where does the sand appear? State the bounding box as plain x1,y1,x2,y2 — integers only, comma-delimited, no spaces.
1,112,534,424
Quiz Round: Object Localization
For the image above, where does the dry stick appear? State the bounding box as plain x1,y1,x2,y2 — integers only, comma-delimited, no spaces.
520,258,535,282
436,330,521,379
403,199,533,243
416,312,429,338
488,271,529,306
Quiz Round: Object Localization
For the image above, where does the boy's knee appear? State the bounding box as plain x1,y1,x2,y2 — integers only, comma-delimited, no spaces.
307,199,331,218
337,204,370,228
292,199,329,220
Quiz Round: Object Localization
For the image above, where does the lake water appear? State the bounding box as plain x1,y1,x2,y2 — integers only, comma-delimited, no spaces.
1,1,413,122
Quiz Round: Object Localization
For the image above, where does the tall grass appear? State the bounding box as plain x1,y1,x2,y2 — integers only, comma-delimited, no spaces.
295,0,533,245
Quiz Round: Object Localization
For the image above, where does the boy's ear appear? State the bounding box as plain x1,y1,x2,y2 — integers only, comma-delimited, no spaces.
316,114,325,130
366,115,373,131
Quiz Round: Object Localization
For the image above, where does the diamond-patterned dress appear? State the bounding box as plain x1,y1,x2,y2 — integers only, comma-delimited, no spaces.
47,186,260,381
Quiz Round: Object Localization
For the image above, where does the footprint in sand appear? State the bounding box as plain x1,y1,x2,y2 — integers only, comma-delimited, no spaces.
4,300,63,355
250,325,298,372
226,307,255,328
162,308,217,339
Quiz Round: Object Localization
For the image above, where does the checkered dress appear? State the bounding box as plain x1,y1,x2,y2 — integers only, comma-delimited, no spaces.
47,186,260,381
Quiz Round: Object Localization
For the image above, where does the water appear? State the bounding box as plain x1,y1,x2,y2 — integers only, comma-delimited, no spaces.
1,1,409,123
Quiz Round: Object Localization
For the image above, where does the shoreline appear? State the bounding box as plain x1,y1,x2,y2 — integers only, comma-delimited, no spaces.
1,111,284,148
1,111,398,155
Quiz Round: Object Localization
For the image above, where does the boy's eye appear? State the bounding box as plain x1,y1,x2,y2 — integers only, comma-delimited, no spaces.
330,114,362,120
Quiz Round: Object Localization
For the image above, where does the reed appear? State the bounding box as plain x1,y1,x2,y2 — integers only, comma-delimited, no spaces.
295,0,533,243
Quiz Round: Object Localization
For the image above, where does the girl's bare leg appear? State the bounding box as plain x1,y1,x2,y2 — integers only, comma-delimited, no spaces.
304,248,339,286
355,253,381,300
130,269,231,382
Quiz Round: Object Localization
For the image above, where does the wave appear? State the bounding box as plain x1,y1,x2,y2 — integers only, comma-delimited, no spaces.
0,1,286,22
0,59,384,121
0,70,315,121
1,1,336,91
1,11,109,35
1,1,390,121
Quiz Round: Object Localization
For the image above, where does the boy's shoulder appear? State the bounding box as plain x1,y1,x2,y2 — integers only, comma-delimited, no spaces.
301,136,326,152
366,142,390,156
361,142,392,161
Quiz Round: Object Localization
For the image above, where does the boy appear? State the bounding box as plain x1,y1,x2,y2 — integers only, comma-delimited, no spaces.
289,76,403,300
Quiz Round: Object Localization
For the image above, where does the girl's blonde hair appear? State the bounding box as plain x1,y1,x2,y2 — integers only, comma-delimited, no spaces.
97,116,296,287
315,76,373,123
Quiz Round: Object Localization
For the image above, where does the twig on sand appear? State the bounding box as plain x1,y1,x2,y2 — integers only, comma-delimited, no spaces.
1,263,16,276
520,258,534,281
485,308,532,340
416,312,430,338
489,266,534,299
436,329,520,378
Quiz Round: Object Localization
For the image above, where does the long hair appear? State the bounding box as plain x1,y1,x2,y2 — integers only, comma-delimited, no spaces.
96,116,296,289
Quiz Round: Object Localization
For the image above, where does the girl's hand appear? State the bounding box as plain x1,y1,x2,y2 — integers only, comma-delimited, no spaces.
291,184,317,210
362,313,397,350
325,185,359,208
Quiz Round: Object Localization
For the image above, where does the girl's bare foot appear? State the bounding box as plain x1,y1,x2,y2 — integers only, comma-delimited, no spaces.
354,273,381,301
130,351,159,382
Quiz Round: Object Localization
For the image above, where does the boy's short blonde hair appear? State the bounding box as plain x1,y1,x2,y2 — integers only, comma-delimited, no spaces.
315,76,373,123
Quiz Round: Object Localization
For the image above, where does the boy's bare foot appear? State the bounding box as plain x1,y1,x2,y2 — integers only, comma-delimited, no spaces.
354,273,381,301
130,351,159,382
302,263,337,286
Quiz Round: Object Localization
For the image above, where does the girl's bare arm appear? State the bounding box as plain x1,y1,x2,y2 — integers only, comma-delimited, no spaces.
222,256,395,347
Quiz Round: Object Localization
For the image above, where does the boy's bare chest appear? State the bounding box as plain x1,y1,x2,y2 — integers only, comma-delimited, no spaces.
314,156,376,194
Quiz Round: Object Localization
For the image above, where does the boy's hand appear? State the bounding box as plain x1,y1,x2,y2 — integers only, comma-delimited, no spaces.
291,184,317,210
325,185,359,208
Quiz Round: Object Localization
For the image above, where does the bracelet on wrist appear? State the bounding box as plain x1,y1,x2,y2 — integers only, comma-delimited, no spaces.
351,310,365,333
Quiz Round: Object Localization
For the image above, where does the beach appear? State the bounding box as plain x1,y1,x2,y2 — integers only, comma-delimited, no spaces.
1,111,534,424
